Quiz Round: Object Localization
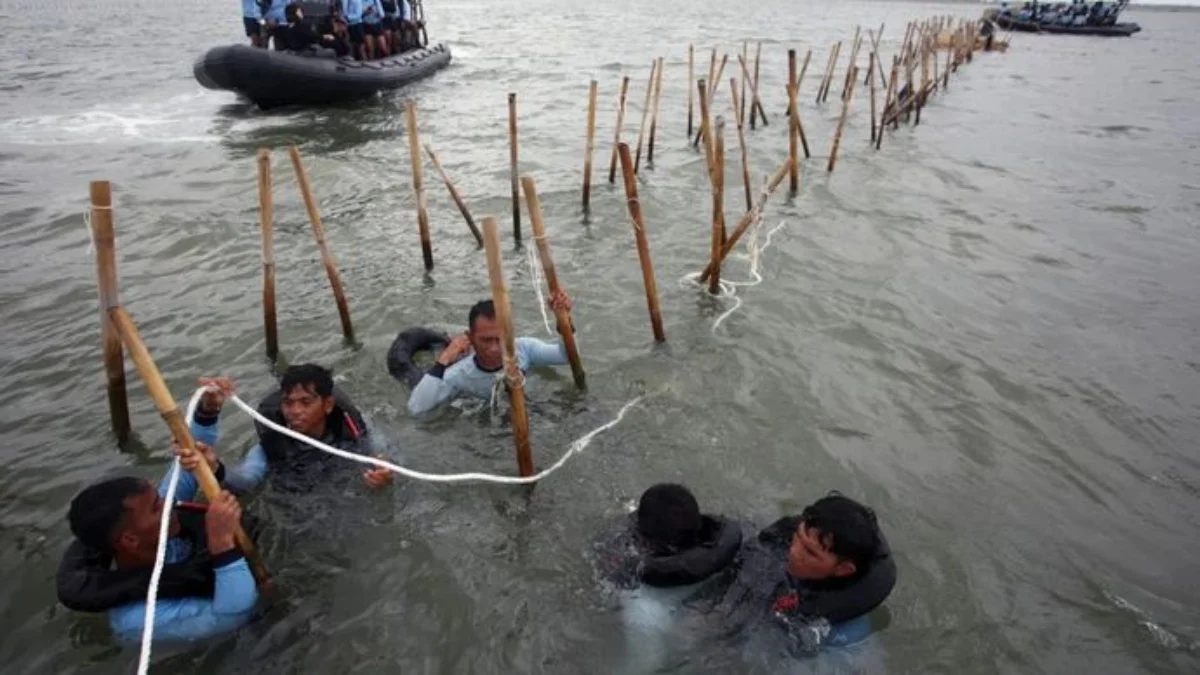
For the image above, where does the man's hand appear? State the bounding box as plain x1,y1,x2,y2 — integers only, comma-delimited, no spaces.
362,456,394,489
205,491,243,556
175,440,219,474
197,377,236,414
435,333,472,366
548,289,573,314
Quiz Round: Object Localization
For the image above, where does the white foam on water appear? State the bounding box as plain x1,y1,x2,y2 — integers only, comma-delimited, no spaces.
0,92,222,146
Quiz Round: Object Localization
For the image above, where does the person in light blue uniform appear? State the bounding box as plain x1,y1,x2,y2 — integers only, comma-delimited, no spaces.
62,473,258,644
360,0,388,59
340,0,367,60
407,291,575,417
242,0,264,47
263,0,290,49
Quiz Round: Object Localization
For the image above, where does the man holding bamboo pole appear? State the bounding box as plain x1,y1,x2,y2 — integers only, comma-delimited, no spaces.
407,292,576,416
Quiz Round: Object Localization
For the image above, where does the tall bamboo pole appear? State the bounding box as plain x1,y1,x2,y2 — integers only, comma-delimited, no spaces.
108,306,270,587
737,52,772,139
694,54,728,148
709,117,725,295
698,159,789,284
796,48,813,95
633,59,658,173
687,44,695,138
288,146,355,340
608,75,630,184
841,27,862,102
424,144,484,246
89,181,131,443
508,93,521,242
521,177,586,390
697,79,715,183
740,41,748,126
868,53,878,144
828,66,859,172
729,77,753,212
480,217,534,477
647,56,665,165
582,80,598,210
788,49,799,193
402,103,436,271
616,143,666,343
751,41,765,128
256,151,278,360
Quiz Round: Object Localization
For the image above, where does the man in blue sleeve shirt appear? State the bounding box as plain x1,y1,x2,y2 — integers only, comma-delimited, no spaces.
242,0,264,47
407,290,576,416
64,474,258,644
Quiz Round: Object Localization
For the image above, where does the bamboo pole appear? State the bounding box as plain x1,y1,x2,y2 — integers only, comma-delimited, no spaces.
740,42,748,126
709,117,725,295
520,177,586,389
796,48,813,95
108,306,270,586
508,92,521,243
868,53,878,144
820,41,842,103
633,59,658,173
737,52,772,138
256,151,279,360
693,54,728,148
687,44,695,138
647,56,665,166
582,80,598,210
706,48,717,103
915,37,928,126
751,42,769,127
616,143,666,343
288,146,355,340
607,75,630,184
698,159,789,284
480,217,534,477
870,24,888,91
828,66,859,173
402,104,435,271
424,144,484,246
697,79,715,183
943,40,952,90
841,27,862,102
89,181,131,443
729,78,753,213
787,49,799,193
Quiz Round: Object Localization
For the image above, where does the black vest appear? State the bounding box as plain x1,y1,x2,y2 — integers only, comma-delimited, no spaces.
253,387,371,492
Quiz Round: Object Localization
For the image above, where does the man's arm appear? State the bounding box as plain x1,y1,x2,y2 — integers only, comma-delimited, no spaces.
407,366,458,416
221,445,268,494
517,336,569,368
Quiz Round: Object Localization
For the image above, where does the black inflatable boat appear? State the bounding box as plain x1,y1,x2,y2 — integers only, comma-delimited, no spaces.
995,15,1140,36
193,43,452,109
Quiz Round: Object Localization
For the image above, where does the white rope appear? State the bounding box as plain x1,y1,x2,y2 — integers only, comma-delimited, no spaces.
525,244,554,336
137,388,205,675
681,220,786,332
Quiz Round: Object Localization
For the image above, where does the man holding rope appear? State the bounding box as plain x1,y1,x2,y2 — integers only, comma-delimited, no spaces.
179,364,395,492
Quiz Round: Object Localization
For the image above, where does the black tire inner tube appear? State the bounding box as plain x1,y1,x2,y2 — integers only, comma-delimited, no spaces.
387,327,451,387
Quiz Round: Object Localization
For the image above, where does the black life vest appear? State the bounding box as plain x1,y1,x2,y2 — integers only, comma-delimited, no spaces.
56,510,215,613
252,387,371,491
593,513,743,590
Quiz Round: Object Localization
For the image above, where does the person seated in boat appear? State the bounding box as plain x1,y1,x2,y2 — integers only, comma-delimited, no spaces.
280,2,343,52
592,483,743,672
406,292,575,417
361,0,388,59
381,0,398,54
179,365,396,494
242,0,264,47
56,475,258,644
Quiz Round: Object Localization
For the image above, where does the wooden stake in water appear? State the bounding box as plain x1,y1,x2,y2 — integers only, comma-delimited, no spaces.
608,75,630,184
729,77,753,212
841,26,862,101
480,216,534,477
694,54,728,148
868,53,878,144
828,66,859,173
634,59,658,173
796,48,813,96
108,305,270,587
788,49,799,193
819,41,842,103
424,144,484,247
698,158,789,284
521,176,586,389
740,41,748,126
508,92,521,242
582,80,598,211
616,143,666,343
89,181,131,444
256,150,278,360
737,52,770,134
709,116,726,295
402,103,435,270
647,56,665,166
288,145,355,340
697,78,715,183
687,43,695,138
752,41,765,128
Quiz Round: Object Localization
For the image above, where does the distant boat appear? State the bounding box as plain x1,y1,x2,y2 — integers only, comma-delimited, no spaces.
983,2,1141,37
994,14,1141,36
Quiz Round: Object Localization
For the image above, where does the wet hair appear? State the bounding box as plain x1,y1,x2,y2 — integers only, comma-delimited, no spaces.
636,483,702,552
279,363,334,399
285,2,302,22
67,477,151,552
799,491,881,572
468,300,496,331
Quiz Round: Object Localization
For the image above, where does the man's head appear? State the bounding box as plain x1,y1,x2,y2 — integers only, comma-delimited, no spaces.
279,364,336,438
467,300,503,370
636,483,702,555
787,492,880,581
68,477,177,566
285,2,304,22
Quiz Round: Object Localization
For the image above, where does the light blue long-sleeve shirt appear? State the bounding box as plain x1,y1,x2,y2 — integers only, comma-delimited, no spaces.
342,0,364,24
106,466,259,644
362,0,385,25
263,0,287,23
241,0,261,19
407,336,569,416
190,417,269,495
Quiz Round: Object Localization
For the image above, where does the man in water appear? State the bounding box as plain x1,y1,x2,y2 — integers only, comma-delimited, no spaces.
58,476,257,644
179,364,395,493
406,291,575,416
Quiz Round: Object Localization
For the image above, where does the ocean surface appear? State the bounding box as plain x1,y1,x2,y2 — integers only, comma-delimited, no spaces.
1,0,1197,672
